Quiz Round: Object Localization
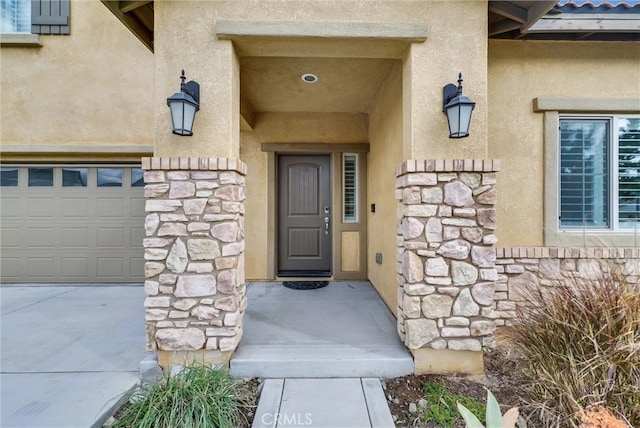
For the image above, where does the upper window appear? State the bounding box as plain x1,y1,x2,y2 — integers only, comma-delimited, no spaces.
0,0,70,35
0,0,30,33
559,116,639,231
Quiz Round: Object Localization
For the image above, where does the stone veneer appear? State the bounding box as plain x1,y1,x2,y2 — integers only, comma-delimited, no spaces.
494,246,640,326
141,157,247,367
396,159,500,355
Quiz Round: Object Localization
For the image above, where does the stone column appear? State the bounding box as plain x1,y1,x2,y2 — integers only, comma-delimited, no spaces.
142,157,247,369
396,159,499,374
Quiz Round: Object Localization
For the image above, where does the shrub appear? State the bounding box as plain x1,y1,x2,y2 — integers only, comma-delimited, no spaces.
112,364,252,428
502,265,640,427
420,382,486,426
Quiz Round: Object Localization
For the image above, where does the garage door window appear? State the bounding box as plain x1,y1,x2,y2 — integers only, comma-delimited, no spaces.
28,167,53,186
97,168,123,187
62,168,87,187
132,168,144,187
0,168,18,186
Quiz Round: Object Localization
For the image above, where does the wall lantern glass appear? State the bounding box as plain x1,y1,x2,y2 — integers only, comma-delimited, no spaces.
442,73,476,139
167,70,200,136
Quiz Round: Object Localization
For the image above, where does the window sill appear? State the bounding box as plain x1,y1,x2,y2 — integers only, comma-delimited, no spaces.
0,33,42,47
545,230,640,247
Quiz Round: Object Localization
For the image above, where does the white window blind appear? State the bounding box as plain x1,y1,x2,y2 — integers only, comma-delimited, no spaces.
1,0,30,33
618,118,640,229
343,154,358,222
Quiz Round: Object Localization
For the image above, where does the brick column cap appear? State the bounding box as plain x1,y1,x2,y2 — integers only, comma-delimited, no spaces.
142,157,247,175
396,159,501,176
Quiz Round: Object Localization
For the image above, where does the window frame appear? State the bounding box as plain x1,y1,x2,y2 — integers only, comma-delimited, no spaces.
535,97,640,246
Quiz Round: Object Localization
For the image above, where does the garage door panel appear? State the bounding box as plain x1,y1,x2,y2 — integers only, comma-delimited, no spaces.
98,228,124,247
130,257,144,277
1,258,20,280
130,227,145,247
97,198,124,217
27,198,57,217
61,258,88,278
62,197,89,217
1,197,21,217
29,228,56,248
130,197,145,216
97,258,124,277
61,228,89,247
28,258,55,278
1,166,145,283
1,228,21,248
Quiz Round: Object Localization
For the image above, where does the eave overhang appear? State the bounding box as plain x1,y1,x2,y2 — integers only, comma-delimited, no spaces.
101,0,154,51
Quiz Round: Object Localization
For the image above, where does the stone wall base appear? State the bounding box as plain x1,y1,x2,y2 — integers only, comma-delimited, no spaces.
494,246,639,326
157,350,234,369
412,348,484,375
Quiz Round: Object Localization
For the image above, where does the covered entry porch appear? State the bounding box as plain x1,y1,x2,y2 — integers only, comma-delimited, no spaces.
230,281,413,378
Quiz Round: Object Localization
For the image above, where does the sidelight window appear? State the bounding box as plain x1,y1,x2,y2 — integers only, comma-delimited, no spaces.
343,154,358,223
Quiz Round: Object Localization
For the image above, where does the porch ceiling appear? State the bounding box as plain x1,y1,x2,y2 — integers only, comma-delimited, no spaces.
240,56,397,115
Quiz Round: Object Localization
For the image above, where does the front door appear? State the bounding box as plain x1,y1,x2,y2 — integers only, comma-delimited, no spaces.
278,155,332,276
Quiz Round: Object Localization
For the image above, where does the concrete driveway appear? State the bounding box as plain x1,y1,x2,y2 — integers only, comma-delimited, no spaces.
1,285,147,428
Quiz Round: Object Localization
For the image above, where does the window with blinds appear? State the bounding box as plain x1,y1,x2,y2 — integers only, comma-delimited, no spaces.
343,154,358,223
0,0,70,35
1,0,30,33
559,116,640,231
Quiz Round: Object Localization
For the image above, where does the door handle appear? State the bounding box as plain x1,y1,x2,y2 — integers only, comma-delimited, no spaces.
324,216,330,235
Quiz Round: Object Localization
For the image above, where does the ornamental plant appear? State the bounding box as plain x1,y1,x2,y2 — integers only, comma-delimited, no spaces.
457,388,519,428
112,364,253,428
502,263,639,427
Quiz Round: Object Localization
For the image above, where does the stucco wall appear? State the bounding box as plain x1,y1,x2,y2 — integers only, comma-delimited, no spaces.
488,40,640,247
241,112,368,280
406,0,488,160
0,1,153,159
154,1,490,160
368,62,404,311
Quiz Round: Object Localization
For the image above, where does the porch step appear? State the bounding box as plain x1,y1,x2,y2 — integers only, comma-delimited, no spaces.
229,345,414,378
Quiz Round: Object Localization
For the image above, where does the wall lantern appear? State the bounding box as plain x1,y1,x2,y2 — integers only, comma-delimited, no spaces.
167,70,200,136
442,73,475,139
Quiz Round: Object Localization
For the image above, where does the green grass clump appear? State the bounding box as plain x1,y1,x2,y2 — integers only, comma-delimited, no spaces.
503,265,640,427
421,382,486,426
112,364,252,428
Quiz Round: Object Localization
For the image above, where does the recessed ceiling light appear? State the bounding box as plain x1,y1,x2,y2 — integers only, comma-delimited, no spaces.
301,73,319,84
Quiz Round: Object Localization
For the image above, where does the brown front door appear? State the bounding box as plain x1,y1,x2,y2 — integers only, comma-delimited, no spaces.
278,155,332,276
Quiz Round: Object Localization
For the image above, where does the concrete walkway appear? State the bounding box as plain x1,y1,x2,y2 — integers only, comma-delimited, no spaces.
1,285,147,428
252,378,394,428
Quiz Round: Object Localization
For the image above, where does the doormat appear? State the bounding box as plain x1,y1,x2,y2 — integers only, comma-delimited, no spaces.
282,281,329,290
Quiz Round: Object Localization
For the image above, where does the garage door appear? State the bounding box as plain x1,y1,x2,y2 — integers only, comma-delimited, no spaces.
0,165,145,283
